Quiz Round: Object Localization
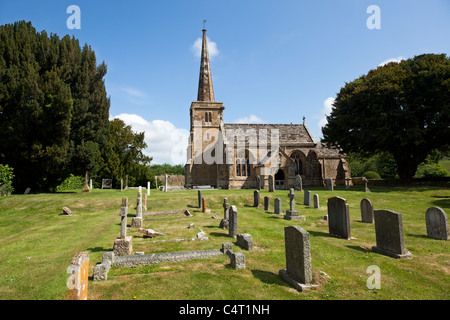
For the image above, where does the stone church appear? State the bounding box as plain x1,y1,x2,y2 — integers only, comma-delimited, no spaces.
185,29,351,189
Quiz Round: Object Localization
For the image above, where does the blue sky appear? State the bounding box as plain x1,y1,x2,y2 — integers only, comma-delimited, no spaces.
1,0,449,164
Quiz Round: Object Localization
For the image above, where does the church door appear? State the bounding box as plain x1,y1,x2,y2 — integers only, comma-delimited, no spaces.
275,169,285,190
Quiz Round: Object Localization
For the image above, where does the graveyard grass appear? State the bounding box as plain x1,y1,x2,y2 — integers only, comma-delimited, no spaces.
0,185,449,300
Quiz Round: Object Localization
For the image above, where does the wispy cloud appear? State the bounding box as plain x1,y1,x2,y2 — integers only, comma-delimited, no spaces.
378,56,405,67
119,86,150,106
191,37,219,58
318,97,335,130
234,115,267,124
111,113,189,165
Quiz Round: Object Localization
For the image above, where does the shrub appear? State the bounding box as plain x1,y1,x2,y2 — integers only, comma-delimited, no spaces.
415,163,450,178
0,164,14,195
363,171,381,179
56,174,85,191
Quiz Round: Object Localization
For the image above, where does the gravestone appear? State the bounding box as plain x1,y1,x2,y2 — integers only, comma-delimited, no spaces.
327,196,351,239
121,179,123,192
113,205,132,256
279,226,316,292
325,178,333,191
425,207,449,240
268,175,274,192
67,252,89,300
236,233,254,250
147,181,150,196
256,176,261,190
24,187,31,195
372,209,412,259
230,252,245,269
253,190,260,207
294,175,302,191
82,172,90,192
274,198,282,214
363,177,371,192
360,198,374,223
198,190,202,208
131,192,143,228
101,179,112,189
313,194,319,209
229,205,238,237
89,179,92,191
220,198,230,229
202,198,207,212
345,177,352,189
264,196,270,211
304,190,311,207
125,175,128,190
165,174,168,192
285,188,304,220
143,194,147,212
62,207,73,216
155,176,158,190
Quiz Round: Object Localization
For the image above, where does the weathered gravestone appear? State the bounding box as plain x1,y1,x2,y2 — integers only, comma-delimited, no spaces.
425,207,449,240
363,177,371,192
360,198,374,223
268,175,274,192
279,226,317,292
313,194,319,209
294,174,303,191
327,196,351,239
304,190,311,207
324,178,333,191
256,175,261,190
372,209,412,259
253,190,260,207
24,187,31,195
67,251,89,300
165,174,168,192
113,204,132,256
229,205,238,237
274,198,282,214
230,252,245,269
220,198,230,229
236,233,254,250
198,190,202,208
285,188,304,221
264,196,270,211
101,179,112,189
131,192,143,228
61,207,73,216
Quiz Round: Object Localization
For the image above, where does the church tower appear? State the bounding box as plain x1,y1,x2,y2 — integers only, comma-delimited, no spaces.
185,28,225,187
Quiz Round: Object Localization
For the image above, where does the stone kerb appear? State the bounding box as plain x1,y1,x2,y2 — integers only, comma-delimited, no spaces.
372,209,412,259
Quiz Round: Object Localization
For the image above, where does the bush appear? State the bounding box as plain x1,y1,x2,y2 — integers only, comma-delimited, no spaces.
415,163,450,178
0,164,14,195
56,174,85,191
363,171,381,179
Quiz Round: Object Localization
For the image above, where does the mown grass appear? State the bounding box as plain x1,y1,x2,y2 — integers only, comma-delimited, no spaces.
0,185,449,300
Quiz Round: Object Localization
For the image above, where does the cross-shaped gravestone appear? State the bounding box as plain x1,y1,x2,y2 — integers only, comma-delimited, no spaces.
285,188,304,220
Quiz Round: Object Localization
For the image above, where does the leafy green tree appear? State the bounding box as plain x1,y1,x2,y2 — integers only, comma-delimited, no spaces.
322,54,450,181
0,164,14,195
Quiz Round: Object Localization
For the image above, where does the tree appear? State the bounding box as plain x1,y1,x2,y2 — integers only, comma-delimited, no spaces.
322,54,450,181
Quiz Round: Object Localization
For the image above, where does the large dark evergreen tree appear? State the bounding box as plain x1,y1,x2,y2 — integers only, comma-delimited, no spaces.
0,21,110,191
322,54,450,181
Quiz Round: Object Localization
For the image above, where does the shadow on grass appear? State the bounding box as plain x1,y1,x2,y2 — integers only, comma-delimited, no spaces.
307,230,330,238
406,233,429,239
209,231,232,238
430,198,450,209
345,245,371,253
251,269,287,287
87,246,111,253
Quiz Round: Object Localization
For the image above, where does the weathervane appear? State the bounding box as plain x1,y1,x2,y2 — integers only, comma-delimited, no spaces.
203,19,207,29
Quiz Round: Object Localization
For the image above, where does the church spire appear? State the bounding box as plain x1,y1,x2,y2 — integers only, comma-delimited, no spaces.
197,28,215,102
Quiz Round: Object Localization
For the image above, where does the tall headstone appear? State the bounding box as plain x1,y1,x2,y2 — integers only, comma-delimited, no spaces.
143,194,147,212
264,196,270,211
345,177,352,189
304,190,311,207
253,190,260,207
285,188,304,221
229,205,238,238
372,209,412,259
327,196,351,239
274,198,282,214
113,205,132,256
256,176,261,190
425,207,449,240
165,174,168,192
147,181,150,196
313,194,319,209
131,191,143,228
125,175,128,190
67,252,89,300
198,190,202,208
325,178,333,191
268,175,274,192
155,176,158,190
279,226,317,292
89,179,92,191
202,198,207,212
360,198,374,223
294,175,302,191
220,198,230,229
121,179,123,192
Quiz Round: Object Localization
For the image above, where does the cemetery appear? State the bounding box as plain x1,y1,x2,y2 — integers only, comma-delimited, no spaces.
0,183,448,300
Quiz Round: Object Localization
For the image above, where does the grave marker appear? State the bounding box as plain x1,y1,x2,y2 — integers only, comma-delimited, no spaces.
264,196,270,211
253,190,260,207
304,190,311,207
325,178,333,191
67,252,89,300
425,207,449,240
294,175,302,191
360,198,374,223
313,194,319,209
274,198,282,214
268,175,274,192
285,188,304,220
229,205,238,237
327,196,351,239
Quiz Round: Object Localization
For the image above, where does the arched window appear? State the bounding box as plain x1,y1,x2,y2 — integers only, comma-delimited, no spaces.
236,151,251,177
291,152,303,176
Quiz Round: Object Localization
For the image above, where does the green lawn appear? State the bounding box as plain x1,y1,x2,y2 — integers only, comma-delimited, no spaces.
0,185,449,300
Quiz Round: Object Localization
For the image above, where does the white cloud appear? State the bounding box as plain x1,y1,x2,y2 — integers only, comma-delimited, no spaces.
234,115,267,124
191,37,219,58
318,97,335,129
378,56,405,67
120,87,148,98
112,113,189,165
118,86,150,106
